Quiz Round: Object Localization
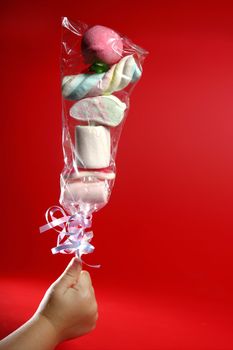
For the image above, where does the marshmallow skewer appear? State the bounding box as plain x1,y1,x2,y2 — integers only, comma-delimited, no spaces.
61,24,145,213
41,20,147,263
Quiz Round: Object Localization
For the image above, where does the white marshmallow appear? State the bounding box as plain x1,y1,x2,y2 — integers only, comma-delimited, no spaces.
75,126,111,169
62,181,109,205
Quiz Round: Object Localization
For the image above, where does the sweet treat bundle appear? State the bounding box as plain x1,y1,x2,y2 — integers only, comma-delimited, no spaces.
40,17,148,264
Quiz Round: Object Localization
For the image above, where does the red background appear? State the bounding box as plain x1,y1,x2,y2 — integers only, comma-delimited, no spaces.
1,1,233,349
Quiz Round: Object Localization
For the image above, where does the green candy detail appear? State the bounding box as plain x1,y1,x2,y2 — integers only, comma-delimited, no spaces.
90,62,109,74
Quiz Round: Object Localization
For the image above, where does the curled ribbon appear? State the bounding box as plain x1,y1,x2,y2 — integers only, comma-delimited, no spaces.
39,206,100,268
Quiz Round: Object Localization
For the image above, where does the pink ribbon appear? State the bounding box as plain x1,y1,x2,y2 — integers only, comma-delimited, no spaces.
39,206,100,268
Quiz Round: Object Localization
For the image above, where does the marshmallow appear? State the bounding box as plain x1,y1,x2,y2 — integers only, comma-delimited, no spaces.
70,95,126,127
75,126,111,169
81,25,123,65
62,73,104,100
62,55,142,100
62,180,109,205
89,55,142,95
105,55,134,93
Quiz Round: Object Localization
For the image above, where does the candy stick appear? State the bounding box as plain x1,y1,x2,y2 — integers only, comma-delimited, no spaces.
40,18,148,265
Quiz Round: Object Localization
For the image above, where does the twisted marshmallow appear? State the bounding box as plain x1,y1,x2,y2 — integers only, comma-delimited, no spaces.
62,55,141,100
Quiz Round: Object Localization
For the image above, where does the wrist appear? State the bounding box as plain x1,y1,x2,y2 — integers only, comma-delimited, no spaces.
31,313,61,347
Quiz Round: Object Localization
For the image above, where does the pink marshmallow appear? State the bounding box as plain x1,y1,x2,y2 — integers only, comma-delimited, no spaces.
81,25,123,65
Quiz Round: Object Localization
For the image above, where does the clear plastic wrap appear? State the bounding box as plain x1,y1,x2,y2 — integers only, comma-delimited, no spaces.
40,17,148,265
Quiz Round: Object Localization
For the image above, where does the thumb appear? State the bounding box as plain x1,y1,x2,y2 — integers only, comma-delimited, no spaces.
55,257,82,291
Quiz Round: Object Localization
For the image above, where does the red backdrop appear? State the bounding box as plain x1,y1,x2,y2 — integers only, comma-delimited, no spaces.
1,1,233,349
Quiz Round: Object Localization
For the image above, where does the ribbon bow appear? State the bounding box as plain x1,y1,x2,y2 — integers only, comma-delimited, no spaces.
39,206,100,268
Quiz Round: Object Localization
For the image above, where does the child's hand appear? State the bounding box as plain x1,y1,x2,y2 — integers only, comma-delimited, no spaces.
36,257,98,342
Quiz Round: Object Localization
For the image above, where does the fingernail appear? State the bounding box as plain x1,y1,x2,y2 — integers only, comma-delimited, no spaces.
73,257,82,266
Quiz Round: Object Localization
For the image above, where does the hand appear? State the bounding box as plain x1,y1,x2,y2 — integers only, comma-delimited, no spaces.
35,257,98,343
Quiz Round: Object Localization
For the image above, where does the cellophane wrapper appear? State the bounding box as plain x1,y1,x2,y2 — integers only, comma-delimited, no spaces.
53,17,148,261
